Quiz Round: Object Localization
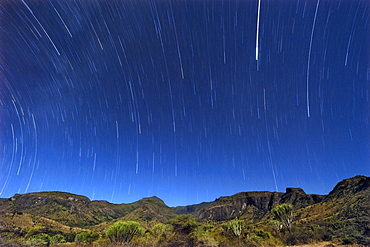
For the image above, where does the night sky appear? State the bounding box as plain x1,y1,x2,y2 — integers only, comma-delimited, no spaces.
1,0,369,207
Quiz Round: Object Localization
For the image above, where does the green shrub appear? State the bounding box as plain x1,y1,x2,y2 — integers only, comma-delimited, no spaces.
152,223,172,239
50,234,66,244
191,224,218,247
75,231,99,245
168,215,199,235
105,221,145,244
28,233,51,246
25,226,44,238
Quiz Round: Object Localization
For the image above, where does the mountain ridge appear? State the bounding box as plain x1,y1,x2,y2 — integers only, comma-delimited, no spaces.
1,186,325,210
1,175,368,224
1,175,369,245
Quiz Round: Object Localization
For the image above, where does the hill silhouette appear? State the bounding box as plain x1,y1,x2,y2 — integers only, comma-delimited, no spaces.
1,175,369,246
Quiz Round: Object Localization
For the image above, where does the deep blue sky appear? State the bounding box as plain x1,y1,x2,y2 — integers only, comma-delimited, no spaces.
1,0,369,207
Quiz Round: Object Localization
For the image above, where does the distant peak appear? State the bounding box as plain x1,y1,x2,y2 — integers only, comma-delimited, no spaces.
335,175,369,189
142,196,166,204
285,187,306,194
327,175,370,199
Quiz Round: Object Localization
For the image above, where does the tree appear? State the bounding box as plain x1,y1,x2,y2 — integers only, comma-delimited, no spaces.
271,203,293,231
269,220,282,233
105,221,145,244
222,219,244,237
222,219,245,246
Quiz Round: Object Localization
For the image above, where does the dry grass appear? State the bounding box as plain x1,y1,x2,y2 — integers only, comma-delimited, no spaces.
290,242,365,247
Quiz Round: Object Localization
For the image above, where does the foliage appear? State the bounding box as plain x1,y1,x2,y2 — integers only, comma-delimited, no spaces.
152,223,172,238
144,223,174,246
75,231,99,245
168,214,199,235
222,219,244,237
271,203,293,231
191,224,218,247
105,221,145,244
28,233,51,245
25,225,45,238
269,220,282,233
166,215,200,246
50,233,66,244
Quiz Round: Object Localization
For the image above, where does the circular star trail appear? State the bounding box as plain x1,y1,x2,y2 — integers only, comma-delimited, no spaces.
1,0,369,206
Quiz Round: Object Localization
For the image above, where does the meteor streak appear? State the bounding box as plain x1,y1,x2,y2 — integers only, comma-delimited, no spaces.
256,0,261,61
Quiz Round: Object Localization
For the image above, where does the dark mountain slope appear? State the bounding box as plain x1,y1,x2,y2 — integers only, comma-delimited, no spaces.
326,175,370,199
120,196,174,222
177,188,323,222
0,192,173,228
292,175,370,244
294,175,370,222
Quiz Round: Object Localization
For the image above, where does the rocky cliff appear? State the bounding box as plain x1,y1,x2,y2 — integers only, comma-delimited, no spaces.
185,188,323,221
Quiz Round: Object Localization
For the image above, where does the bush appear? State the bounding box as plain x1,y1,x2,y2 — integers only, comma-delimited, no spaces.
28,233,51,246
166,215,201,246
152,223,172,239
168,215,199,235
105,221,145,244
25,226,44,238
75,231,99,245
254,229,271,239
50,234,66,244
191,224,218,247
285,228,315,245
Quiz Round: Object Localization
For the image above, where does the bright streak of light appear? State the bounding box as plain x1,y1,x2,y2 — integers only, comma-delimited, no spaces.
0,124,16,195
21,0,61,55
53,7,72,37
25,113,38,193
136,151,139,174
306,0,320,118
115,120,119,139
255,0,261,61
11,98,24,175
152,152,155,173
93,153,96,172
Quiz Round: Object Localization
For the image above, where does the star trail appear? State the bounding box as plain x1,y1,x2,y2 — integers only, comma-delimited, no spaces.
1,0,369,206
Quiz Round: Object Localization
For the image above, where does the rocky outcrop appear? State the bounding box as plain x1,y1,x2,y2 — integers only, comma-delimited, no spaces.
174,202,209,215
122,196,174,222
325,175,370,200
191,189,323,221
281,187,322,208
188,176,369,225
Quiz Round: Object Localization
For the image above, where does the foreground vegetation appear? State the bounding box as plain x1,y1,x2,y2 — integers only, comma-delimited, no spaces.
1,203,368,246
0,214,293,246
